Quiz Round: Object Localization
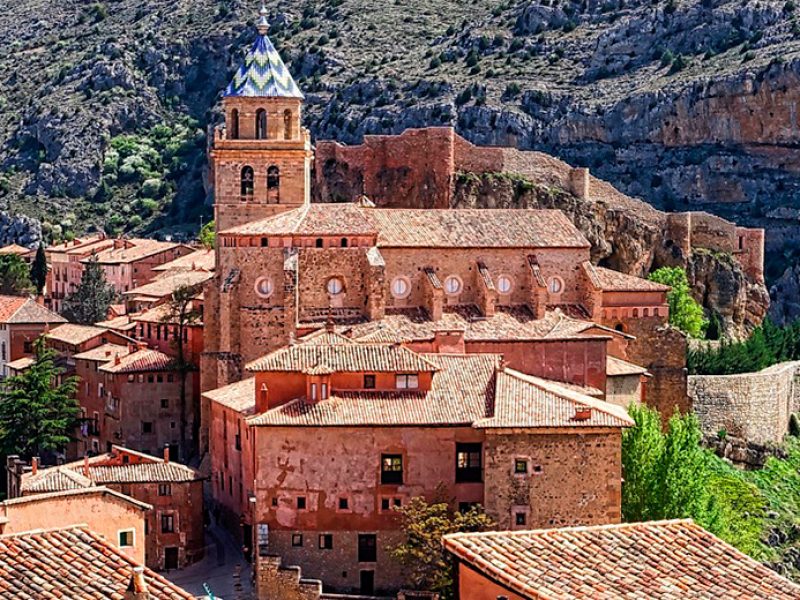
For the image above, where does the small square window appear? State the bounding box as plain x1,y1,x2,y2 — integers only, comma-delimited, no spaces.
380,454,403,485
292,533,303,547
141,421,153,434
381,498,390,511
514,459,528,474
339,497,349,510
156,375,163,383
297,496,306,510
160,398,169,409
533,465,543,474
271,497,279,507
158,484,172,496
118,529,134,547
319,534,333,550
363,374,376,389
161,514,175,533
147,375,154,383
127,374,135,383
515,512,527,526
393,497,402,508
170,421,176,429
395,374,418,389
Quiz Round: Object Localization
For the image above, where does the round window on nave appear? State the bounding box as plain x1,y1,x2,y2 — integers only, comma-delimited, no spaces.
254,276,274,299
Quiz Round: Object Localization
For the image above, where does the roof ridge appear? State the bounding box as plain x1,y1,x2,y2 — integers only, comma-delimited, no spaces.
0,523,93,540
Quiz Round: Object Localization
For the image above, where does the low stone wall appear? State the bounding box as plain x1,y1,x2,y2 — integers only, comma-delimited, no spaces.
688,361,800,444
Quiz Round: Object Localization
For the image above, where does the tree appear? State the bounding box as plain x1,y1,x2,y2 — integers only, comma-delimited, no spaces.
160,282,203,459
0,338,80,459
648,266,707,338
392,493,494,598
198,220,215,249
30,244,48,295
61,257,116,324
0,255,33,296
622,404,765,554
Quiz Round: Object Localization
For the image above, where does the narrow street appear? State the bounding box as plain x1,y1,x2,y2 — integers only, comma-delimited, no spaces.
165,519,254,600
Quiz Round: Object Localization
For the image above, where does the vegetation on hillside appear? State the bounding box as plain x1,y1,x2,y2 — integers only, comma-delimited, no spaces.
0,255,33,296
687,319,800,375
648,266,707,338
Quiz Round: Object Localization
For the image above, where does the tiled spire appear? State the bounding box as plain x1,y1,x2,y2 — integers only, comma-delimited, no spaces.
224,4,304,98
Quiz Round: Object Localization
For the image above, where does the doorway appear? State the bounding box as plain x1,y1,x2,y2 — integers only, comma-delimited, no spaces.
359,570,375,595
164,546,179,570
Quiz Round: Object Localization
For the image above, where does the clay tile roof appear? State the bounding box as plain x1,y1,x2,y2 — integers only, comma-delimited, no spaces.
203,377,257,415
220,203,378,237
365,208,590,248
85,239,184,265
0,296,66,325
4,357,35,372
0,486,152,512
152,248,215,272
95,315,137,332
21,467,93,494
248,353,499,427
73,343,132,363
99,349,174,373
607,355,650,377
0,526,195,599
131,301,203,326
443,520,800,600
584,263,670,292
246,341,439,373
46,235,105,253
45,323,109,346
0,244,31,256
298,328,355,346
475,369,633,429
123,269,212,300
225,13,304,99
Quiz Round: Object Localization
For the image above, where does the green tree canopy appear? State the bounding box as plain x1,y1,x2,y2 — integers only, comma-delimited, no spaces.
0,254,33,296
622,404,765,554
198,220,215,249
0,338,80,458
648,266,707,338
392,494,494,598
61,256,116,324
30,244,48,295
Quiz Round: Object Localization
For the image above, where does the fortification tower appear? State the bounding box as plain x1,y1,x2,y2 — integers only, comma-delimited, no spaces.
210,5,312,232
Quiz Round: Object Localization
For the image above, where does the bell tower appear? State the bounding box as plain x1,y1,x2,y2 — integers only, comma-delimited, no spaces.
211,5,312,232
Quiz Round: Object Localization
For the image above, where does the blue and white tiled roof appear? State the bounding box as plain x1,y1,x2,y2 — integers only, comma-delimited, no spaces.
224,6,304,99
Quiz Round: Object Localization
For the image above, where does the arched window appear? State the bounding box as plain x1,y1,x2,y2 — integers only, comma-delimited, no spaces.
315,238,324,248
256,108,267,139
615,323,626,333
240,166,254,199
230,108,239,139
284,109,293,139
341,238,348,248
267,166,280,190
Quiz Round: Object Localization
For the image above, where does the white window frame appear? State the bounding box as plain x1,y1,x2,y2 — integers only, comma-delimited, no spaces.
396,373,419,390
118,528,135,548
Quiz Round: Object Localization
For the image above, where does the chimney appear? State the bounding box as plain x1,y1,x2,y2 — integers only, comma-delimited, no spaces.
114,353,121,365
433,328,465,354
83,455,90,478
31,457,38,475
163,446,169,464
124,566,150,600
128,342,138,354
573,404,592,421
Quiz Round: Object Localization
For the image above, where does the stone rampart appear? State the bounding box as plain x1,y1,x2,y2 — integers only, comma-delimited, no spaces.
688,361,800,444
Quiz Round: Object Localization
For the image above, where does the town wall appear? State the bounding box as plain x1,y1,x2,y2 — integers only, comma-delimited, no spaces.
688,361,800,444
606,373,644,408
482,429,622,530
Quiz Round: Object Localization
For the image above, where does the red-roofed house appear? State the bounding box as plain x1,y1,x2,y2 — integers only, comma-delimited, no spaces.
0,295,66,377
205,331,632,595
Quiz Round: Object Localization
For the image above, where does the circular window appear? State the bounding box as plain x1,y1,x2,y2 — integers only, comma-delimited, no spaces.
548,277,564,295
390,276,411,299
254,276,274,299
444,275,462,295
497,274,514,295
326,277,344,296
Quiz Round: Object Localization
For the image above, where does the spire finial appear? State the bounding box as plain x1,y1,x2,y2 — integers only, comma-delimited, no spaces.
256,3,269,35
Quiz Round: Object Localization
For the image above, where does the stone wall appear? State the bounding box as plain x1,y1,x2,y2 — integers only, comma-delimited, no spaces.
688,361,800,444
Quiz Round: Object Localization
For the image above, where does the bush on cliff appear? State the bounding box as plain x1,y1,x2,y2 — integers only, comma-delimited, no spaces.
622,404,765,555
648,266,707,338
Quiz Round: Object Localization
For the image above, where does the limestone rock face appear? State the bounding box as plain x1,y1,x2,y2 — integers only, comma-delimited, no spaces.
770,266,800,326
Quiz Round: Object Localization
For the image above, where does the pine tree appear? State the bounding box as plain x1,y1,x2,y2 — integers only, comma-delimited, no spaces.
61,257,116,324
0,254,33,296
0,338,80,458
30,244,47,295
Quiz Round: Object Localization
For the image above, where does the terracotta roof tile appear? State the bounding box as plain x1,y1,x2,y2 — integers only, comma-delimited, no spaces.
476,369,633,429
73,344,132,363
0,296,66,325
607,355,650,377
95,315,137,332
584,263,669,292
221,203,378,236
46,235,106,253
0,244,31,256
131,301,203,325
246,341,439,373
123,269,212,300
1,486,151,512
45,324,109,346
99,349,174,373
4,357,35,372
0,526,195,599
203,377,257,415
443,520,800,599
21,468,93,494
152,248,215,272
84,239,186,265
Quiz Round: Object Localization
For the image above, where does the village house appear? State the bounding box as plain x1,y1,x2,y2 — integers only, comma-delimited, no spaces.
71,343,196,460
45,322,134,369
122,268,212,314
0,295,66,378
206,329,633,594
0,525,194,598
0,478,149,564
442,520,800,599
9,446,205,572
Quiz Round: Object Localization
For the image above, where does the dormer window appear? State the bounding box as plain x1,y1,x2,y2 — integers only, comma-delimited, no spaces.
396,374,418,390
